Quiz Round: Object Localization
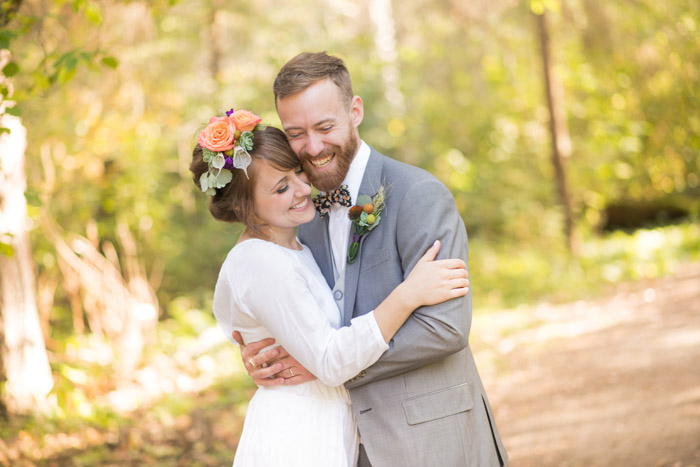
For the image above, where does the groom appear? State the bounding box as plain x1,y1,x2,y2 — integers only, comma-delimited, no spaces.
236,52,507,466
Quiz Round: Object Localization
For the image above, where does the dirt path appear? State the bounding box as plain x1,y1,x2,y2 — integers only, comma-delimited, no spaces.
473,263,700,466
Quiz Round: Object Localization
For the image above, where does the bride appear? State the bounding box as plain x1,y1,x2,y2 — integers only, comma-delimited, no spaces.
190,110,469,466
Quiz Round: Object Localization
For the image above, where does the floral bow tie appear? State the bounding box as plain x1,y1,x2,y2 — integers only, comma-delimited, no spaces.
313,185,352,217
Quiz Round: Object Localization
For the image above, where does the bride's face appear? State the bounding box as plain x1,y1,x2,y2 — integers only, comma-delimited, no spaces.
252,160,314,232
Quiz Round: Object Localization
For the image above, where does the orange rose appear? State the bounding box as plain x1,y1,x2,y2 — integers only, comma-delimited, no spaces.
230,110,262,133
198,116,237,152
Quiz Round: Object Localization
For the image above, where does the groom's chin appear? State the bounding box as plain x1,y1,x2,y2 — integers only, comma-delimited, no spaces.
307,170,343,192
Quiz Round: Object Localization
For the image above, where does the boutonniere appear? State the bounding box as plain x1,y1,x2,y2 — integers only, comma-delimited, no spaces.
347,186,386,264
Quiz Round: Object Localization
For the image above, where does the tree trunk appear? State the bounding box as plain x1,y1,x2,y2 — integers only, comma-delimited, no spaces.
369,0,405,116
0,113,53,415
535,11,577,253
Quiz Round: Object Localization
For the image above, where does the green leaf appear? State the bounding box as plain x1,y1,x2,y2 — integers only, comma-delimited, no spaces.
0,127,10,136
57,66,77,85
347,242,359,263
72,0,87,12
5,106,20,117
0,242,13,258
356,194,372,206
24,190,42,207
200,172,209,192
85,4,103,24
2,62,19,78
215,169,232,188
202,147,217,163
0,30,16,49
239,131,254,151
101,56,119,68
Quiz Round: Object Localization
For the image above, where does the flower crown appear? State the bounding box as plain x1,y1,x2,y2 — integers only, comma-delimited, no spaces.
197,108,262,196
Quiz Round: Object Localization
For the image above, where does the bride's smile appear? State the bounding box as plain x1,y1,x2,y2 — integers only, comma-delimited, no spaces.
252,160,314,247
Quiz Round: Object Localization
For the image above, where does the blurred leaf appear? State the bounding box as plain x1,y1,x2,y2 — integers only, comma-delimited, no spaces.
0,242,13,257
57,66,78,84
101,56,119,68
5,106,20,116
0,30,16,49
2,61,19,77
84,4,103,24
25,189,43,207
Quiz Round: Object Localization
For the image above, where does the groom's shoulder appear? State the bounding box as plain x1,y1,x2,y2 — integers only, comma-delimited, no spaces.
374,149,440,185
373,149,448,197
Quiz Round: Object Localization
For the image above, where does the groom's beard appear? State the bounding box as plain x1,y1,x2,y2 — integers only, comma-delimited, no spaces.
299,133,358,192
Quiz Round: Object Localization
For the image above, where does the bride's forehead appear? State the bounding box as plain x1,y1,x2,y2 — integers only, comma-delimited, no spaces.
254,159,289,183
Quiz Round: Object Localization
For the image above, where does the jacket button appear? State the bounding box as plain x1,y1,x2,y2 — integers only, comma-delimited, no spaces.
334,290,343,300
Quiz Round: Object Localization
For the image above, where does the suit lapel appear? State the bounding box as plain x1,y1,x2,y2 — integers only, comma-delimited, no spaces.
300,214,335,289
343,149,384,326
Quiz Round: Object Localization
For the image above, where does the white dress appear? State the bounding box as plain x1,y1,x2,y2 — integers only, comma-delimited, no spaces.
212,239,389,467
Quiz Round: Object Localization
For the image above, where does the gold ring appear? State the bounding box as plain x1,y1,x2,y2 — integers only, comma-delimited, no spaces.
288,368,294,377
248,358,256,369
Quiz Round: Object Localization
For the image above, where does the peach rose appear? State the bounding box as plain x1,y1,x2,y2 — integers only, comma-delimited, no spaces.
198,116,237,152
230,110,262,133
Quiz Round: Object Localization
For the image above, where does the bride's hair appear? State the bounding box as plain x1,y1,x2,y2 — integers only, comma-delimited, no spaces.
190,126,299,233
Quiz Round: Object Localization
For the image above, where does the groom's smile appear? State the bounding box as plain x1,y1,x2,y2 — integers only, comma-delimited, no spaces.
309,152,335,168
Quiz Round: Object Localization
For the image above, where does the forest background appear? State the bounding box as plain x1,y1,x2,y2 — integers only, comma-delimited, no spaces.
1,0,699,464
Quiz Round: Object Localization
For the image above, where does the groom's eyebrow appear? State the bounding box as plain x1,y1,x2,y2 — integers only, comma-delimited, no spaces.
313,118,334,127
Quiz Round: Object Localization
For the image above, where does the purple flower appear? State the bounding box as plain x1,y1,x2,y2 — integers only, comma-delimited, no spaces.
353,234,361,242
224,157,234,170
225,108,235,117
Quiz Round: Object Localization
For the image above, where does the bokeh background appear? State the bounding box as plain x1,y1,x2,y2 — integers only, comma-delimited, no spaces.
1,0,699,465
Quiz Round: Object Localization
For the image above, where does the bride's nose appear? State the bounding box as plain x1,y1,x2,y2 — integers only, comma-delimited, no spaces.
294,176,311,196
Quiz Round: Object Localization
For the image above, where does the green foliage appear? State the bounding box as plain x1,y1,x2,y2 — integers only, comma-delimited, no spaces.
0,240,14,257
473,221,700,309
2,61,19,77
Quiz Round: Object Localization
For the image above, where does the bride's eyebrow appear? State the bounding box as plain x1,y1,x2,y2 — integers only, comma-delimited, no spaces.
272,175,288,190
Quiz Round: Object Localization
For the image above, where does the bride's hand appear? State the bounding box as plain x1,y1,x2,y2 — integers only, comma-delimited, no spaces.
401,240,469,308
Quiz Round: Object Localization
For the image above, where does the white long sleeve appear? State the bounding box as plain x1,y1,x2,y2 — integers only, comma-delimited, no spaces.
213,239,388,387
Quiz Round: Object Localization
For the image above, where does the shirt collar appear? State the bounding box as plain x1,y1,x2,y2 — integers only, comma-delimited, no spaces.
343,140,370,205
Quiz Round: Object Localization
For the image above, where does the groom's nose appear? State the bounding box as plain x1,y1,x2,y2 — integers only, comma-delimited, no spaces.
306,132,324,156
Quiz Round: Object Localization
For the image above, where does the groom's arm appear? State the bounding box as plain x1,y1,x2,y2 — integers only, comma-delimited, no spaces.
345,177,471,388
233,331,317,386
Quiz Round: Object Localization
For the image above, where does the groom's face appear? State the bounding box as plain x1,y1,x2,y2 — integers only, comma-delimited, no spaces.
277,78,363,192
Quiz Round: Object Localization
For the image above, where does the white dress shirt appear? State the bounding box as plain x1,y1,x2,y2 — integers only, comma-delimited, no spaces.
327,140,371,280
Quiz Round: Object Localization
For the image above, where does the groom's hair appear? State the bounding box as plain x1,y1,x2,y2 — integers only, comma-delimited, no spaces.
273,52,353,109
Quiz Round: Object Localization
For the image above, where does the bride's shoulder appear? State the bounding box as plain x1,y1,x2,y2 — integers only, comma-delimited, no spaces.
222,239,297,276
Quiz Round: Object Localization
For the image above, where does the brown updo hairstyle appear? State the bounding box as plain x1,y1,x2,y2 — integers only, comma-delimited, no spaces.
190,125,299,236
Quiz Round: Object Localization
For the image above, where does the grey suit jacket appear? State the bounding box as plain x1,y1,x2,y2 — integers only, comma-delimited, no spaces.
298,148,508,467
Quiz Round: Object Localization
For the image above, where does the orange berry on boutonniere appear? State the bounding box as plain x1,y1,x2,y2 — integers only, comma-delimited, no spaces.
363,203,374,214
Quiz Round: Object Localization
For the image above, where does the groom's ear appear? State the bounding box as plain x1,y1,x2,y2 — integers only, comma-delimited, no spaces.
350,95,364,128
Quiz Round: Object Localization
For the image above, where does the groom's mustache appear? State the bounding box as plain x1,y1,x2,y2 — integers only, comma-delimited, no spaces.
299,146,338,162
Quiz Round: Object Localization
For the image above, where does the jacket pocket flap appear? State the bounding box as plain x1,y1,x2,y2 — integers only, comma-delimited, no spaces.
401,383,474,425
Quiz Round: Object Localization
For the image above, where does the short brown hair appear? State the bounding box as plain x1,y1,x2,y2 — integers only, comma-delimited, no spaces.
273,52,353,108
190,126,299,235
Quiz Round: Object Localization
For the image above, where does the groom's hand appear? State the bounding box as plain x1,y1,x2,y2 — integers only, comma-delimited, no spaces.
233,331,316,387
